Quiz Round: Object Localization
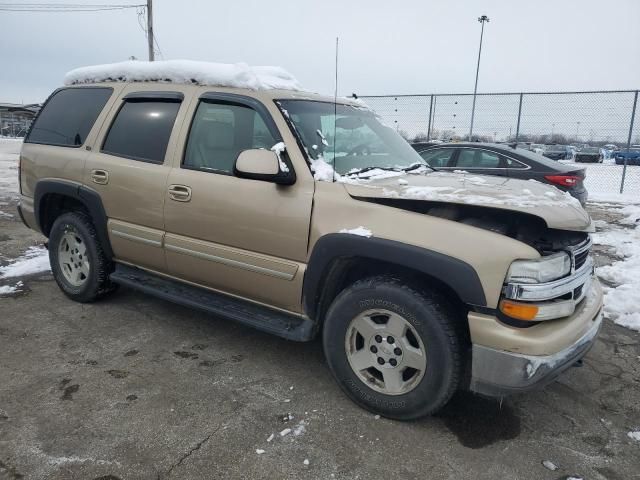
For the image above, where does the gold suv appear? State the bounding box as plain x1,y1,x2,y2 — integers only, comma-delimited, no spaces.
17,64,603,419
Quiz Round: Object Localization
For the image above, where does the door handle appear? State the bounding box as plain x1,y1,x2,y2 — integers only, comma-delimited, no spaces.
91,169,109,185
168,184,192,202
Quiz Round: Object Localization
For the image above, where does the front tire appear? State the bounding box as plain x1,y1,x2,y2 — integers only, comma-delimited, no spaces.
323,276,464,420
49,212,115,303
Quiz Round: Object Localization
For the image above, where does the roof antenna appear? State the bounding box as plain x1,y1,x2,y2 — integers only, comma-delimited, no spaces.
332,36,339,182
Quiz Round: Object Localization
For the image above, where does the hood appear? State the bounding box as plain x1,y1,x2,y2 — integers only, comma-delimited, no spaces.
342,171,592,231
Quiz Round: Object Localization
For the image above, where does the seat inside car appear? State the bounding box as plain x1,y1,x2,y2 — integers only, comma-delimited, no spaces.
186,119,237,171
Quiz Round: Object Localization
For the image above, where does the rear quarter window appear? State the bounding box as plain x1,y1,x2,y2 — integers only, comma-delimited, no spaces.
25,87,113,147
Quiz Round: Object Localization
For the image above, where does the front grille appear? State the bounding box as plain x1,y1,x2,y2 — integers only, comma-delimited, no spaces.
574,249,589,270
569,238,591,272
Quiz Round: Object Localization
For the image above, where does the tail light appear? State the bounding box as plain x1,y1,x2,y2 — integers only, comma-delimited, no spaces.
544,175,580,188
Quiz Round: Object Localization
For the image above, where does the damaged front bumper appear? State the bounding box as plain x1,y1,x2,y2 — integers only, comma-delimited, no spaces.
469,279,603,397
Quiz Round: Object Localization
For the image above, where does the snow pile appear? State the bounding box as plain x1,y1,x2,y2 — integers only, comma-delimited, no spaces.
0,246,50,279
459,176,488,185
64,60,302,91
628,431,640,441
381,184,582,209
310,156,338,182
592,204,640,332
270,142,289,173
339,227,372,237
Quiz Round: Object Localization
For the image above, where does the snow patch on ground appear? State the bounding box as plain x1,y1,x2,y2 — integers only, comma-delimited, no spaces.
0,281,23,295
65,60,302,91
0,246,50,279
592,203,640,332
339,227,372,237
628,431,640,441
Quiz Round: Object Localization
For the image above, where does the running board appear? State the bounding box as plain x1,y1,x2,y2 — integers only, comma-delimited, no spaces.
110,264,315,342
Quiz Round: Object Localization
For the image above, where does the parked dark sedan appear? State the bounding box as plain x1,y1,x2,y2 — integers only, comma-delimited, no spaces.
543,144,572,160
411,142,588,205
575,147,602,163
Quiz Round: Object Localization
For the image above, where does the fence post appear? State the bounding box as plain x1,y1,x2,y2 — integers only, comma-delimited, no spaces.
426,95,433,142
515,93,523,142
620,90,638,194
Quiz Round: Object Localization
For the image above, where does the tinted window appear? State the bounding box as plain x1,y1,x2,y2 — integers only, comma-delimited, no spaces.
419,148,455,168
26,87,112,147
184,101,278,173
456,149,502,168
102,100,180,163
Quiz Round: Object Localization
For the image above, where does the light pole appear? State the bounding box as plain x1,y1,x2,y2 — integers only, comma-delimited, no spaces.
469,15,489,141
576,121,581,141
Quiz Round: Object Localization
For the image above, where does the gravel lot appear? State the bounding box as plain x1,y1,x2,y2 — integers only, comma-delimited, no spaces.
1,141,639,480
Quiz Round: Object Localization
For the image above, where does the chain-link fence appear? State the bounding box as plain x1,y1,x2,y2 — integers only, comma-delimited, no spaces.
361,90,640,197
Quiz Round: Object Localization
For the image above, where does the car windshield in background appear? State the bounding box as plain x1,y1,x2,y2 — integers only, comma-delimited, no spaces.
580,147,600,153
546,145,566,152
276,100,427,175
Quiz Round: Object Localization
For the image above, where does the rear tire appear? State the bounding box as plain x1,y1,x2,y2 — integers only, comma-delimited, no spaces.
322,276,464,420
49,212,116,303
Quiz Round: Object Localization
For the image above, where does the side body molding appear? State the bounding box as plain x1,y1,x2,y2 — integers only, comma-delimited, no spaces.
303,234,487,320
33,179,113,259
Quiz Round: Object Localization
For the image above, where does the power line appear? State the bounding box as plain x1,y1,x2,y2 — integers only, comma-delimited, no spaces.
1,1,160,61
0,3,145,6
0,3,144,12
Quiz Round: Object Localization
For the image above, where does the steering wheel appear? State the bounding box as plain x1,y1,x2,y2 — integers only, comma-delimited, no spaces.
348,144,371,156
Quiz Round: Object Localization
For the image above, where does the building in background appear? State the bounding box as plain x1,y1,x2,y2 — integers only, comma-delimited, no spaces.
0,103,40,138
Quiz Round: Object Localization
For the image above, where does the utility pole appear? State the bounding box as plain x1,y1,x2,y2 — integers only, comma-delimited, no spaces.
469,15,489,141
147,0,154,61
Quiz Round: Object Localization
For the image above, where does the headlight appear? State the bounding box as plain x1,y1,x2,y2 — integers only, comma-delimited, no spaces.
506,252,571,284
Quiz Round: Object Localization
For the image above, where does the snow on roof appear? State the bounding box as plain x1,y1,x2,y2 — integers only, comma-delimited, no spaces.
64,60,303,91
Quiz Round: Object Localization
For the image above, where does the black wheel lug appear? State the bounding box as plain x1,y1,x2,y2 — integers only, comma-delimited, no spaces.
374,335,382,343
377,357,385,365
394,347,402,356
387,336,395,344
389,358,397,367
370,345,378,354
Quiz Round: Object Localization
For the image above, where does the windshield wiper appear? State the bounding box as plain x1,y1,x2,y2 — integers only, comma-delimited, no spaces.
401,162,432,173
343,166,401,177
344,163,432,177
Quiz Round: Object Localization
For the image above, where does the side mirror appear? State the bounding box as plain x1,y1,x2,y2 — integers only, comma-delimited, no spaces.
234,149,295,185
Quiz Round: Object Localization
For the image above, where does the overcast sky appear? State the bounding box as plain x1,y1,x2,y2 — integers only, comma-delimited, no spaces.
2,0,639,104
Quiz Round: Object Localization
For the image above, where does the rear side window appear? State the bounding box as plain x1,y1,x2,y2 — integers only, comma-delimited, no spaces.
419,148,455,168
505,157,527,169
456,149,503,168
26,87,112,147
102,100,180,163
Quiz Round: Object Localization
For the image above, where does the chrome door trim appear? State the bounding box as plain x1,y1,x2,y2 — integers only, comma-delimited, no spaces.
111,229,163,247
164,243,295,280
